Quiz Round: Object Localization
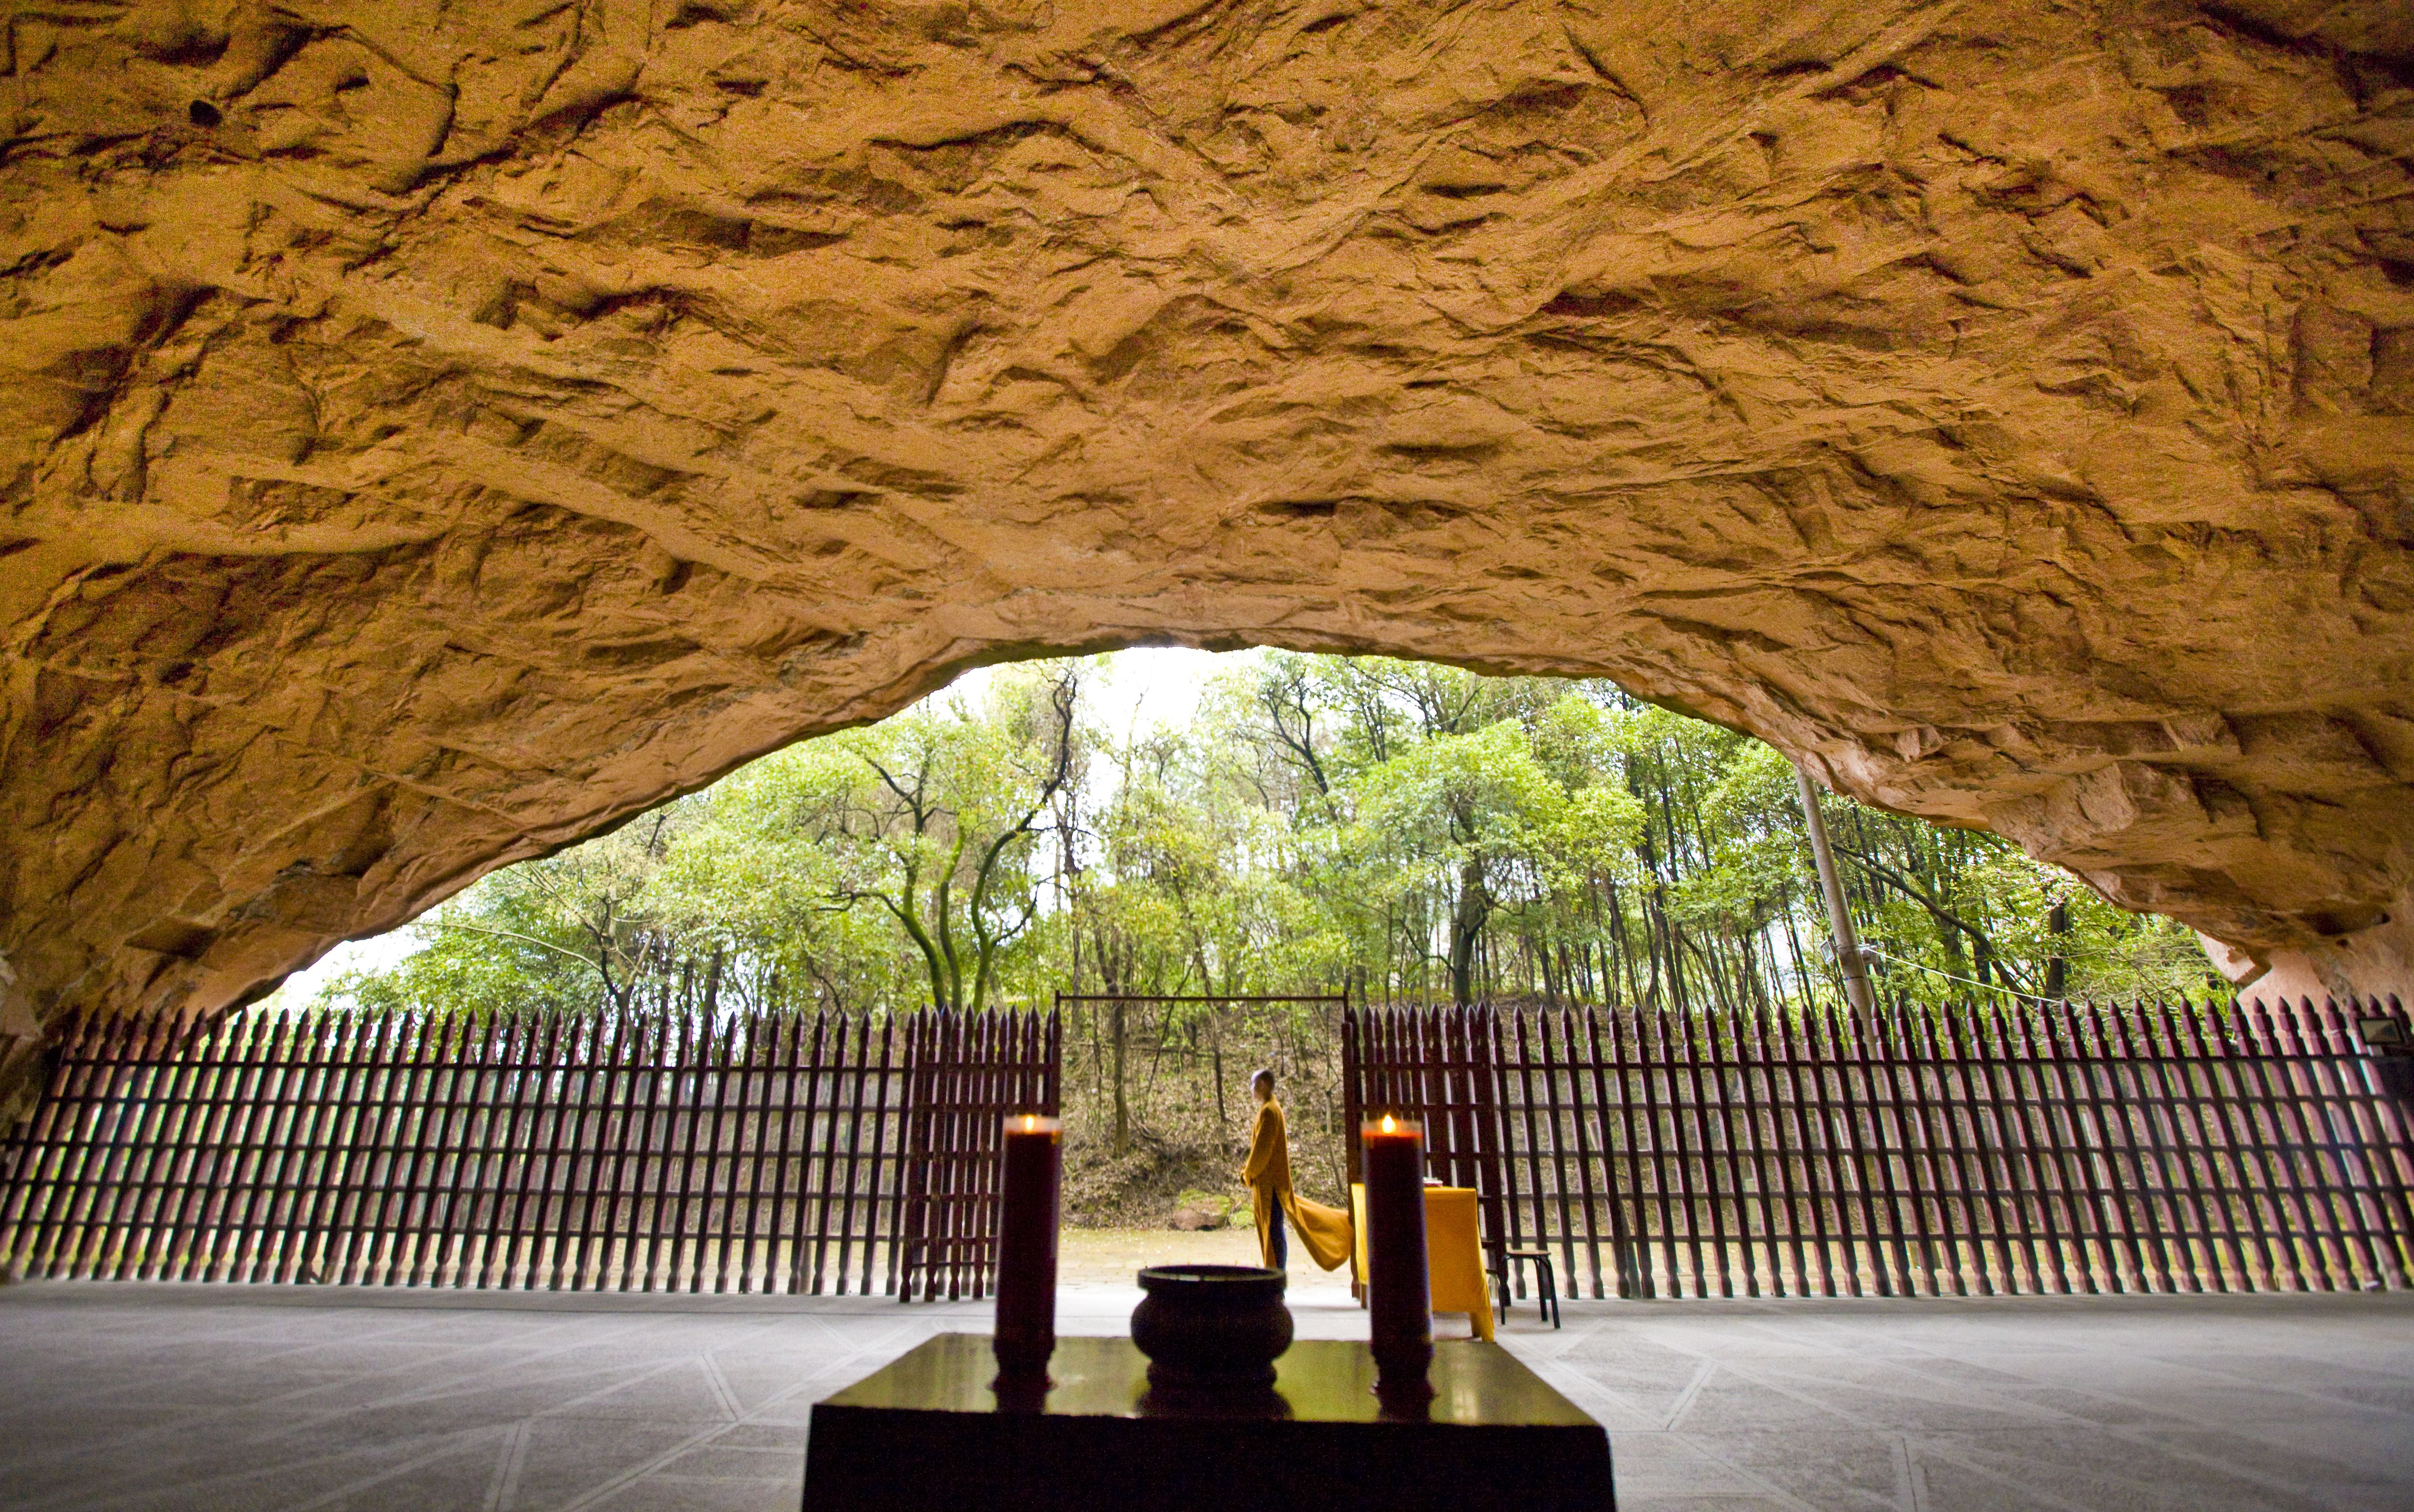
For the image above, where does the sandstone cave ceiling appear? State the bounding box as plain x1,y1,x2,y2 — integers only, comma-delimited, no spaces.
3,0,2414,1025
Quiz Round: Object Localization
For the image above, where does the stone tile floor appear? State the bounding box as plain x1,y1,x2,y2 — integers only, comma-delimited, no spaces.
0,1279,2407,1511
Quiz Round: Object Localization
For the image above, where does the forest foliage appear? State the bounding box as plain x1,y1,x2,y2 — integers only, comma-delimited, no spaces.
314,653,2220,1220
325,652,2216,1022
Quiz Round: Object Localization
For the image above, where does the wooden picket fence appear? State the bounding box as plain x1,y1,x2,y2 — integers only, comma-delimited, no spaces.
1346,997,2414,1302
896,1009,1065,1301
10,994,2408,1306
0,1005,1058,1299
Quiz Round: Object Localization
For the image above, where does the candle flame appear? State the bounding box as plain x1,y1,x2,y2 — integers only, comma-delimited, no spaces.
1381,1114,1397,1134
1021,1115,1038,1133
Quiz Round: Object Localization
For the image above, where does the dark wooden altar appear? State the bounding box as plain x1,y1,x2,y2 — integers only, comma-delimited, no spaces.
803,1334,1615,1511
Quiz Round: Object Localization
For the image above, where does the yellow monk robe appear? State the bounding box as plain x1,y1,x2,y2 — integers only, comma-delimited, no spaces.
1240,1098,1353,1271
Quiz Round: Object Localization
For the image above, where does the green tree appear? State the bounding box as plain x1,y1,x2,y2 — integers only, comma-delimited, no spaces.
323,650,2217,1034
813,666,1079,1013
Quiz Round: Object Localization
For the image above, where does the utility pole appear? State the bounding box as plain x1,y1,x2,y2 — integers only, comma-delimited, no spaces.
1794,761,1877,1020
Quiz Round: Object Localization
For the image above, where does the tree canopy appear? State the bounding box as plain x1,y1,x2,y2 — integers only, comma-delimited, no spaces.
319,651,2219,1025
315,652,2223,1219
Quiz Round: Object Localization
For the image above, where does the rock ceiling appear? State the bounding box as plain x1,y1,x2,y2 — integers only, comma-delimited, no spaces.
3,0,2414,1027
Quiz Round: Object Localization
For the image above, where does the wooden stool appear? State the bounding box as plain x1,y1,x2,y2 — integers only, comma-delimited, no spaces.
1501,1248,1560,1328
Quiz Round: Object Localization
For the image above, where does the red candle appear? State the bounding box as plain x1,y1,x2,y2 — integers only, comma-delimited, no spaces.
993,1113,1061,1379
1361,1115,1432,1391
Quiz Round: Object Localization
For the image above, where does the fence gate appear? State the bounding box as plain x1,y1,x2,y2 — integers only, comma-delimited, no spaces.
1345,997,2414,1302
0,1005,1058,1299
896,1009,1062,1301
1340,1004,1513,1291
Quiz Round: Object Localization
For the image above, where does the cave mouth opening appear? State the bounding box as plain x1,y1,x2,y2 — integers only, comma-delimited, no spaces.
282,643,2222,1035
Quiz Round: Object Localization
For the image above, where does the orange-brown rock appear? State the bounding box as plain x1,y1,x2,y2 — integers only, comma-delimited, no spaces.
4,0,2414,1029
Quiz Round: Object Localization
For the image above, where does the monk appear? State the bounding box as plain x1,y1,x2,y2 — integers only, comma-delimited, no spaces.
1239,1068,1353,1273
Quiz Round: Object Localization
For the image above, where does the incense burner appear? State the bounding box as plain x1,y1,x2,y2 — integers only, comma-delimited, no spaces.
1131,1264,1293,1391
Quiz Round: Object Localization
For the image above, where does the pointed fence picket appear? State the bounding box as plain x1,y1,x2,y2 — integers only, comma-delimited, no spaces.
0,1005,1059,1299
10,995,2405,1305
1344,997,2414,1302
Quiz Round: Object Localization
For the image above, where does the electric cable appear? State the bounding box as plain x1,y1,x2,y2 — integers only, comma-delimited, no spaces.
1857,943,2056,1007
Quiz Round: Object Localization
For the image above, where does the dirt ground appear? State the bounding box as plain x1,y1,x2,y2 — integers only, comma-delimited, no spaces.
1057,1225,1357,1299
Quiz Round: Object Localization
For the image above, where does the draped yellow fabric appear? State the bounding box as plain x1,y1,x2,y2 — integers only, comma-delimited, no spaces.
1273,1188,1356,1272
1241,1099,1353,1272
1347,1183,1495,1341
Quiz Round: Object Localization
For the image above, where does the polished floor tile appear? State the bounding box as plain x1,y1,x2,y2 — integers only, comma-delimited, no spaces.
0,1282,2405,1510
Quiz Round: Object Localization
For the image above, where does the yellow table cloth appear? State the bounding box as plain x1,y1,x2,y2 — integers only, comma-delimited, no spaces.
1349,1183,1495,1341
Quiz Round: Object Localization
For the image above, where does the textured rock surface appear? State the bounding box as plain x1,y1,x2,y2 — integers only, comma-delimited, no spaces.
4,0,2414,1025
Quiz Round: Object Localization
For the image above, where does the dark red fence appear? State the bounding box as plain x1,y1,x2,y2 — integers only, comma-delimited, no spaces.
1346,997,2414,1302
897,1009,1062,1301
0,1005,1057,1298
1340,1003,1511,1283
15,995,2406,1305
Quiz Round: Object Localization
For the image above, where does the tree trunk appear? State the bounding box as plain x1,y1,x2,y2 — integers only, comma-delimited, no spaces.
1602,880,1640,1007
1782,893,1817,1008
2044,900,2070,999
1795,763,1876,1020
1112,998,1130,1155
1661,911,1690,1013
1209,1008,1228,1134
1448,857,1487,1006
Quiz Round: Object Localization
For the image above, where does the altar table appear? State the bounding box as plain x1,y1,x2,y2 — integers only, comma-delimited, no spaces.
802,1333,1613,1512
1349,1183,1496,1340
